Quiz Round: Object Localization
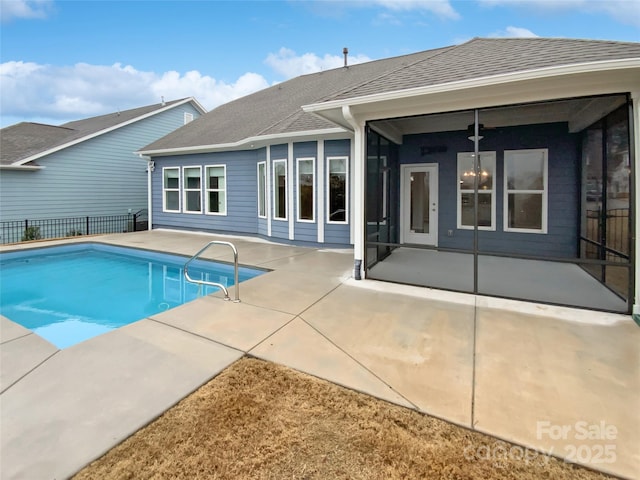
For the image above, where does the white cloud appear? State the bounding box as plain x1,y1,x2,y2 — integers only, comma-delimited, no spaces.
0,0,53,22
265,47,372,78
478,0,640,27
372,0,460,19
489,26,539,38
0,61,270,126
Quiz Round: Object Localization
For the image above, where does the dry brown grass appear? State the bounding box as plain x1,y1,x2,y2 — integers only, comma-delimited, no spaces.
73,357,612,480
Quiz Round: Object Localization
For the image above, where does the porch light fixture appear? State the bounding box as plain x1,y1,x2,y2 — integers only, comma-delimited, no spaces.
467,123,484,142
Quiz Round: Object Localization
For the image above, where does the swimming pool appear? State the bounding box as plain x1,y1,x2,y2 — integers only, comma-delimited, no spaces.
0,243,265,349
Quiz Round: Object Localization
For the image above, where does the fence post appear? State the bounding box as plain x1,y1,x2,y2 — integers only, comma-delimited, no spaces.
86,216,90,235
133,213,137,232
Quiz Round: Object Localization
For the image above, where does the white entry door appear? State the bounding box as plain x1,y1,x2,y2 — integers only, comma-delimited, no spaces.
401,164,438,245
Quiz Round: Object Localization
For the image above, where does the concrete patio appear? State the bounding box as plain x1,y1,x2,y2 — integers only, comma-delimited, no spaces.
1,230,638,480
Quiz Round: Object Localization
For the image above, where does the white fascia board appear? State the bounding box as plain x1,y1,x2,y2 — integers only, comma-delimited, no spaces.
0,165,44,171
137,127,350,157
14,98,200,166
302,58,640,114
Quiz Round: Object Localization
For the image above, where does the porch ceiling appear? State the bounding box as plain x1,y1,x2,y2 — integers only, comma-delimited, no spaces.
370,95,627,137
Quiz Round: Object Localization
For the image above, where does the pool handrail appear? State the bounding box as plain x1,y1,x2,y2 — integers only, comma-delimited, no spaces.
183,241,240,302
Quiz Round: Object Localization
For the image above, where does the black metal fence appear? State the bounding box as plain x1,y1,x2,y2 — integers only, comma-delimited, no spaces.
0,210,148,245
585,208,629,261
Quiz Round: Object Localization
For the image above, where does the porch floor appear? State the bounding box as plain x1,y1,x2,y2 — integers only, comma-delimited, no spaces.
368,247,628,312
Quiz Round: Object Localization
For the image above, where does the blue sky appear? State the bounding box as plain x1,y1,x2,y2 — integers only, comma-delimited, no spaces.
1,0,639,127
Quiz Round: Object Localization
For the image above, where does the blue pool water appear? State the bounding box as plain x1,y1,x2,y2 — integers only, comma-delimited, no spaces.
0,243,265,349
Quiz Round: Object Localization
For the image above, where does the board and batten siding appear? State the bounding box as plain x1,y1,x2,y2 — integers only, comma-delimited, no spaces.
0,103,202,228
399,122,580,258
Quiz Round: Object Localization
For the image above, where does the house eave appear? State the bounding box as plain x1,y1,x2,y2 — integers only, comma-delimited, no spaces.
302,58,640,120
12,97,204,166
0,164,45,171
137,127,351,157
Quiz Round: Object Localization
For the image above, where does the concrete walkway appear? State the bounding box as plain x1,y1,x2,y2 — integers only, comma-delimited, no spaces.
1,230,638,480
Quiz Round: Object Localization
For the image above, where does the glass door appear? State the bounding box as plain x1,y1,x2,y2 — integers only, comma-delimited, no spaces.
401,164,438,245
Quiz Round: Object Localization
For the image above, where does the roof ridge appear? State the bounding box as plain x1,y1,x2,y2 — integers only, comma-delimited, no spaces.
316,43,461,104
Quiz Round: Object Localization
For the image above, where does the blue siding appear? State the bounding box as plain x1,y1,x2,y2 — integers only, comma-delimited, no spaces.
152,150,259,234
0,103,202,230
150,138,353,247
324,139,352,245
399,123,580,258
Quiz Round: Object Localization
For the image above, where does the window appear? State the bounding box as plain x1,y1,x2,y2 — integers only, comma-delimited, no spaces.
457,152,496,230
184,112,194,124
163,167,180,212
504,149,548,233
257,161,266,218
297,158,315,222
183,166,202,213
328,156,348,223
205,165,226,215
273,159,287,220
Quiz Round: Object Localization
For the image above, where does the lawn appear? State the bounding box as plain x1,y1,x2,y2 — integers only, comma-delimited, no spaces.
73,357,612,480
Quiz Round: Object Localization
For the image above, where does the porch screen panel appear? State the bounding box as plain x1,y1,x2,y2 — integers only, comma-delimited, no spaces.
604,106,630,298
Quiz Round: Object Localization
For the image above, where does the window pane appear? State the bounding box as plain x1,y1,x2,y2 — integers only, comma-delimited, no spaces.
274,161,286,219
298,160,314,221
508,193,542,229
184,168,201,189
258,163,266,217
461,193,492,227
207,166,225,189
165,191,179,211
330,158,346,174
186,191,201,212
208,192,218,213
164,169,179,188
506,152,544,190
329,159,346,222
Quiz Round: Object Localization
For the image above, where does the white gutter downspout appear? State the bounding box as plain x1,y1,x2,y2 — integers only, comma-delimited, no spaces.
342,105,365,280
140,154,154,231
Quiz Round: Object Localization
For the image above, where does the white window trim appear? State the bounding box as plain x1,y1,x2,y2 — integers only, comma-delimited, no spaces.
327,156,349,225
182,165,202,214
503,148,548,234
296,157,315,223
184,112,194,124
205,164,227,216
162,166,181,213
456,151,497,231
273,159,287,221
257,161,267,219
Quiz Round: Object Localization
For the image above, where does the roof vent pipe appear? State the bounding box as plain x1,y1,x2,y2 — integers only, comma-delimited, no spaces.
343,47,348,67
161,96,165,106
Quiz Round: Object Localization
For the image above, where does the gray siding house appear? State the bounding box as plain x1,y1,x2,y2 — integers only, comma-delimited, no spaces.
0,98,205,241
138,38,640,315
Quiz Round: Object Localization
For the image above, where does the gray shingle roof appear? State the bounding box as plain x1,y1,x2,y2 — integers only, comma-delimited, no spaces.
142,37,640,153
328,37,640,101
1,98,193,165
141,47,453,151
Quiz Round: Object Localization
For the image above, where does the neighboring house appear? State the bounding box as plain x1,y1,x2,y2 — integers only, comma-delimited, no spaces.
0,97,205,242
138,38,640,315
